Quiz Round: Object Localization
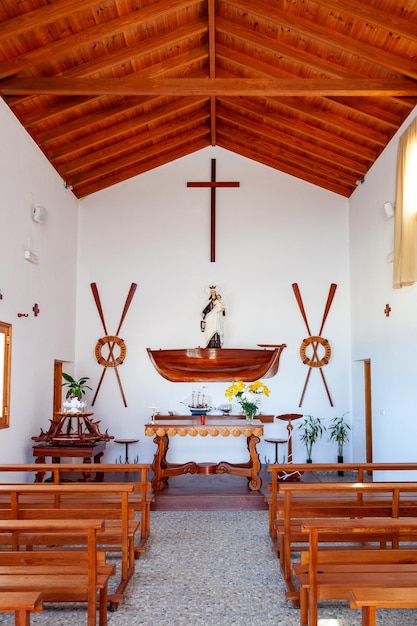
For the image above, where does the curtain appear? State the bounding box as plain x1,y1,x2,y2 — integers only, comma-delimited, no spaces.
393,117,417,288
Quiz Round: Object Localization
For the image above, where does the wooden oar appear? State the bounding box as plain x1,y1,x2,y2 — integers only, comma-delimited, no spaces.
319,283,337,336
292,283,312,336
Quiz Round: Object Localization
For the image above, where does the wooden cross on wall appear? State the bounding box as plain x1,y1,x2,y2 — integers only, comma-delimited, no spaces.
187,159,240,262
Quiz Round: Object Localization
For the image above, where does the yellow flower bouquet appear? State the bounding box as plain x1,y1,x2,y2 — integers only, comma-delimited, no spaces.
225,380,270,423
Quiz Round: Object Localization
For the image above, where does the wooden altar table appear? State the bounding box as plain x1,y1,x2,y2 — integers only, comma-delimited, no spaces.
145,417,264,492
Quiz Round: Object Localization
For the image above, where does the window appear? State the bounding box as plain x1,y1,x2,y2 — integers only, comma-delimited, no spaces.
393,117,417,288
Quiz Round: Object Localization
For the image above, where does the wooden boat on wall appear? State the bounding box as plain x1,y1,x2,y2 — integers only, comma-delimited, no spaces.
146,344,286,383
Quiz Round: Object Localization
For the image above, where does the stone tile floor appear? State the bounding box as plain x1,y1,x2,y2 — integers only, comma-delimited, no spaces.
0,510,415,625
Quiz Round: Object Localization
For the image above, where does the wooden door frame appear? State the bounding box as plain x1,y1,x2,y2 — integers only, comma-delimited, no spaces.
364,359,373,467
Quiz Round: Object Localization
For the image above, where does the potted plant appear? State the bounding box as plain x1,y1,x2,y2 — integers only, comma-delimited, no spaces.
297,415,326,463
328,412,350,475
62,373,92,413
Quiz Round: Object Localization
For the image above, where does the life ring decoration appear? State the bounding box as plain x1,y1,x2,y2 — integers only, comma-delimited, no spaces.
292,282,337,407
90,282,137,408
95,335,126,368
299,335,331,368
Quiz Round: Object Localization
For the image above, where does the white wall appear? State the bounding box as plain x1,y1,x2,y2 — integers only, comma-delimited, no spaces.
349,107,417,474
77,147,350,465
0,99,79,463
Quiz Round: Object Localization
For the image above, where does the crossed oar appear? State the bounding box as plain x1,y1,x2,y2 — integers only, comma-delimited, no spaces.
91,282,137,407
292,282,337,407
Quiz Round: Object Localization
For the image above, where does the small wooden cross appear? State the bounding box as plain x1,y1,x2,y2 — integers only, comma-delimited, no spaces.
32,303,40,317
384,303,391,317
187,159,240,262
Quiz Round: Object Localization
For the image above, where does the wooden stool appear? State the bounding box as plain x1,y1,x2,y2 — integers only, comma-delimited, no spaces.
114,438,139,464
264,438,287,463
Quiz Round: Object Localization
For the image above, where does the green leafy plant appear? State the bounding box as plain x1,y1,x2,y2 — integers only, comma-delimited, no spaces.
62,372,92,399
297,415,326,462
328,412,351,458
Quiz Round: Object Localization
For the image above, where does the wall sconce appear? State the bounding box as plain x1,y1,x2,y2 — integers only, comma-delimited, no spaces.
32,205,48,223
384,201,394,218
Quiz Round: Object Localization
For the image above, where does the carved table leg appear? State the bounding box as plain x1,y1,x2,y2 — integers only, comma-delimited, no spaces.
151,434,197,491
216,434,262,490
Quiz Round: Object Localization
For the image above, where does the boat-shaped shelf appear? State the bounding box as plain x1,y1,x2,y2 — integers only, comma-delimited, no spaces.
146,344,286,383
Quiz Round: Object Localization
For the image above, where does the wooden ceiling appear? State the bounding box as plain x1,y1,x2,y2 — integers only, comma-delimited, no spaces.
1,0,417,199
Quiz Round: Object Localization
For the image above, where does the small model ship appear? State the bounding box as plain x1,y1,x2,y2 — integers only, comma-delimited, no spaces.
182,389,212,414
147,344,286,383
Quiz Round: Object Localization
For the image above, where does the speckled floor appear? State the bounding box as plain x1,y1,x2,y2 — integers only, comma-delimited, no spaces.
0,510,416,625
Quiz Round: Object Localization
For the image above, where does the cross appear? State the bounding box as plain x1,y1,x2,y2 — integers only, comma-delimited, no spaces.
384,303,391,317
32,303,40,317
187,159,240,262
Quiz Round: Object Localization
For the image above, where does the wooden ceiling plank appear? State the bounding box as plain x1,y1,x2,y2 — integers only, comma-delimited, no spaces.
0,0,202,79
60,110,209,176
73,138,209,198
0,0,99,39
219,136,352,197
216,107,366,175
227,0,417,80
3,76,417,96
315,0,417,42
225,97,377,162
216,125,359,188
46,97,208,157
68,126,209,187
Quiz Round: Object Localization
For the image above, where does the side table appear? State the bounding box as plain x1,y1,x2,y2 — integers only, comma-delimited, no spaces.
32,441,106,482
264,438,287,464
114,439,139,464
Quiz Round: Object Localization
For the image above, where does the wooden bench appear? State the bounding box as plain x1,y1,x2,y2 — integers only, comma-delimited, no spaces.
275,480,417,598
0,519,110,626
0,462,153,554
349,587,417,626
0,591,43,626
266,461,417,542
298,518,417,626
0,483,138,604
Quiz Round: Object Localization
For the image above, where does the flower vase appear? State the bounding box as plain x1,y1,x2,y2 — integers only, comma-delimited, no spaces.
245,411,256,424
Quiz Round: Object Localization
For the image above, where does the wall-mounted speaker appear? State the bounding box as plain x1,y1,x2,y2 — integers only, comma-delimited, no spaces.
32,205,48,223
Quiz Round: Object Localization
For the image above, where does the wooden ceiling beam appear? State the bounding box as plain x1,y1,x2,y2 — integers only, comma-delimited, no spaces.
17,47,208,125
215,42,416,113
2,77,417,96
208,0,216,145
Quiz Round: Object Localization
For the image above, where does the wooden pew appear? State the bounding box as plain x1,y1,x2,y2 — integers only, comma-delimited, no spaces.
0,519,110,626
0,591,43,626
298,518,417,626
349,587,417,626
266,461,417,542
275,481,417,599
0,462,153,553
0,483,138,604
